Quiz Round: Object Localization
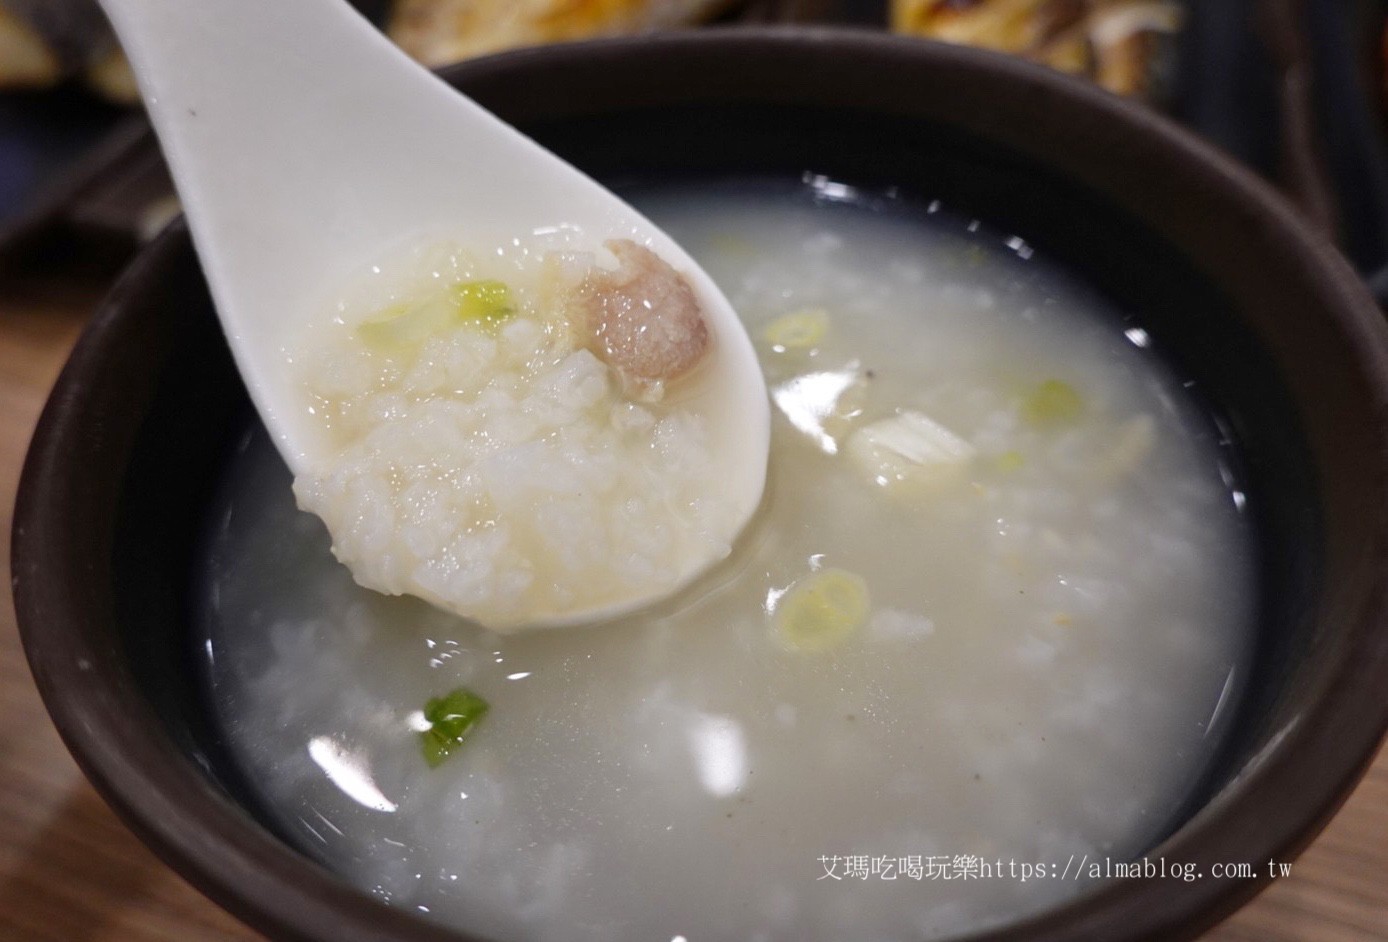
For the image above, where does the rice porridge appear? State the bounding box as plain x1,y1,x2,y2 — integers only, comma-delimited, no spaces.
200,179,1254,941
288,234,737,629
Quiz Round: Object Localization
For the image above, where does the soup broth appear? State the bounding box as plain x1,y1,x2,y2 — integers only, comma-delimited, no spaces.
201,179,1254,941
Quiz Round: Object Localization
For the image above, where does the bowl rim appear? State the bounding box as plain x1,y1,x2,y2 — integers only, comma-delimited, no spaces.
14,26,1388,942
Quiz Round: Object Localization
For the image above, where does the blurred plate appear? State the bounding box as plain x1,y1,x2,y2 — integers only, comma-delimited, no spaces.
0,85,133,253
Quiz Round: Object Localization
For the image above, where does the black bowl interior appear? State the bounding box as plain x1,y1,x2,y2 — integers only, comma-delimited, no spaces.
17,31,1388,942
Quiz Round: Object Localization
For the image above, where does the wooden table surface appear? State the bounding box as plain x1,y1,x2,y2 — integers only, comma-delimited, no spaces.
1,263,1385,942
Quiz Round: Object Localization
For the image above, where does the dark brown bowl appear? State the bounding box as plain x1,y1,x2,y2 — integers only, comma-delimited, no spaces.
13,29,1388,942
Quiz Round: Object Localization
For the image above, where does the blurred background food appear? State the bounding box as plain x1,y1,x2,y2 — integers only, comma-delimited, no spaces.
387,0,744,65
0,0,747,103
890,0,1182,98
0,0,1185,101
3,0,1388,297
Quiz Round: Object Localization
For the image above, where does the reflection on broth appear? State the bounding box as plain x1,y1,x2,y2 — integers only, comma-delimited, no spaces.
200,179,1254,941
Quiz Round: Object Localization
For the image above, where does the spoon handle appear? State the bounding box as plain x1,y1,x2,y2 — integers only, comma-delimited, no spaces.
94,0,633,469
95,0,610,282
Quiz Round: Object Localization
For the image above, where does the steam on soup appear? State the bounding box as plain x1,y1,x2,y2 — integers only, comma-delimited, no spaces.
201,179,1253,942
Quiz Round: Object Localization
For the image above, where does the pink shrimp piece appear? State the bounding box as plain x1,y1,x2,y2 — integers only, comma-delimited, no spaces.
580,239,710,387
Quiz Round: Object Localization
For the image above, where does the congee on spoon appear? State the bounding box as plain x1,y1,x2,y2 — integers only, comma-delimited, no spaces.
200,177,1253,942
290,231,737,629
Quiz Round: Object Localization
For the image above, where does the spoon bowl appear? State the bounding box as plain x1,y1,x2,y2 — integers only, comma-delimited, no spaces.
97,0,770,627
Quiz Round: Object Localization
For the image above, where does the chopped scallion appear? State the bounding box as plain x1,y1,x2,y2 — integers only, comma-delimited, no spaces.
1021,379,1083,425
763,308,830,350
774,568,870,653
357,279,515,347
419,686,490,768
995,450,1025,472
451,279,515,328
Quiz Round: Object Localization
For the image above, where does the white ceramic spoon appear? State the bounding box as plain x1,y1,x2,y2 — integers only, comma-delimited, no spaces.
98,0,770,626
